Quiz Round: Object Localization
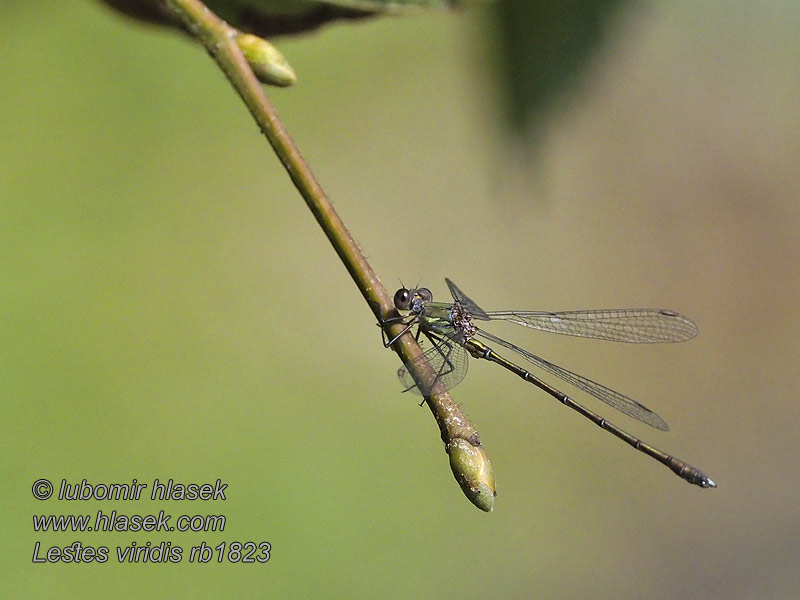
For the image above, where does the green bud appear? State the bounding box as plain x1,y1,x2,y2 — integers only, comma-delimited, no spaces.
236,33,297,87
447,438,496,512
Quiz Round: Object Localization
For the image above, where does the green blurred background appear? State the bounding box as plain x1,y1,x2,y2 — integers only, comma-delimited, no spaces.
3,1,800,598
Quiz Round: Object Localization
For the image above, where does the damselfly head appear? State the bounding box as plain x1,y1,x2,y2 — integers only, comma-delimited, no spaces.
393,286,433,312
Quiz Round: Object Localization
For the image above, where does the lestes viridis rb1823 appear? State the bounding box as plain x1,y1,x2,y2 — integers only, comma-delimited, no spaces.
383,278,715,488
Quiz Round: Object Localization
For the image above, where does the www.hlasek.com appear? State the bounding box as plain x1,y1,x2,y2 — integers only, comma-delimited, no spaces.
31,478,270,564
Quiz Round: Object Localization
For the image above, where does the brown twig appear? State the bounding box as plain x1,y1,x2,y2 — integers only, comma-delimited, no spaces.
162,0,495,511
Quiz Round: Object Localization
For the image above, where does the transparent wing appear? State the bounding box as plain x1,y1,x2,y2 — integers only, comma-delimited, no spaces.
397,333,469,396
445,278,490,320
477,329,670,430
484,308,697,343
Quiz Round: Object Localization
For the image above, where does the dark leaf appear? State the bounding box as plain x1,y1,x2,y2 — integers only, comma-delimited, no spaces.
100,0,472,36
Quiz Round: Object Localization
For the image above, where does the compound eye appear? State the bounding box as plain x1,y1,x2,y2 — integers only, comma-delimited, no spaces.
394,288,411,310
417,288,433,302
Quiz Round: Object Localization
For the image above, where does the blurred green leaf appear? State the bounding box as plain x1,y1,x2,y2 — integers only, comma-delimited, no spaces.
494,0,630,131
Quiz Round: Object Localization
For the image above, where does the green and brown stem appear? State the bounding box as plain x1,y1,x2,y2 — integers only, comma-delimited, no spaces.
162,0,496,511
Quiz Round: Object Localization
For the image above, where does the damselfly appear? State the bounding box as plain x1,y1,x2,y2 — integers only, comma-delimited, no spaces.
383,279,715,488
